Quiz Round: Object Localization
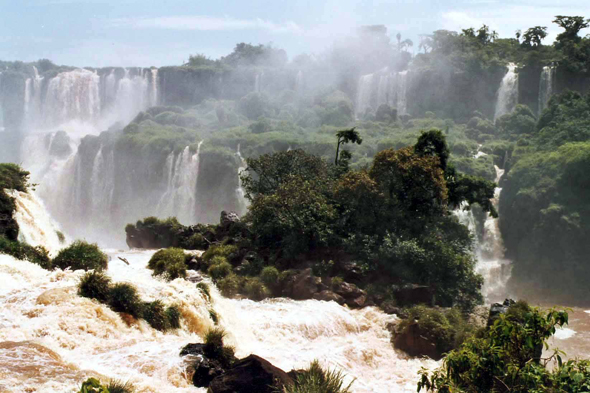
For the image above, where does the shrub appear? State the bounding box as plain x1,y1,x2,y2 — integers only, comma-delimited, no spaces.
282,360,353,393
202,244,239,264
52,240,108,271
209,308,219,324
217,274,241,297
204,327,226,357
207,259,233,281
197,282,211,301
106,380,135,393
108,283,143,318
143,300,171,331
399,306,475,356
331,276,344,291
79,271,112,303
260,266,279,287
79,377,108,393
243,277,269,300
0,236,52,269
166,305,181,329
147,247,187,281
56,231,66,243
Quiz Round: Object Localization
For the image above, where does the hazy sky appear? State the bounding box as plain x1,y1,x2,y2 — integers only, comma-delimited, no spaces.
1,0,589,67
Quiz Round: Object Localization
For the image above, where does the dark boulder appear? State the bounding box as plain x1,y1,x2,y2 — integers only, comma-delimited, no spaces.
392,322,443,360
220,211,240,227
487,298,515,327
313,290,345,304
334,282,367,308
208,355,293,393
180,343,228,387
283,268,320,300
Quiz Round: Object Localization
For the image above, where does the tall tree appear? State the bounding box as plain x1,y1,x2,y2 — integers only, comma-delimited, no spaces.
334,128,362,165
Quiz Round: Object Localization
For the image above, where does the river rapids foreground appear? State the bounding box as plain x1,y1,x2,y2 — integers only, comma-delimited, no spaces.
0,247,438,392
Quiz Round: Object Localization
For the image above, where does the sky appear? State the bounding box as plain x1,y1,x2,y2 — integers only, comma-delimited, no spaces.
1,0,589,67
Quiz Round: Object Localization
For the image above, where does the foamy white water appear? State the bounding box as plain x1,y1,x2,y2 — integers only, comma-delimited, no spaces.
0,248,436,392
7,189,65,255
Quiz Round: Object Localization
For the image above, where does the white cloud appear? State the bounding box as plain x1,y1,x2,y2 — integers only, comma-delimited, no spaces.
110,15,302,34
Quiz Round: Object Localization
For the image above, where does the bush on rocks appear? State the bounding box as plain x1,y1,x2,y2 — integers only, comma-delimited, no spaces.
79,271,112,303
53,240,108,271
147,247,187,280
108,283,143,318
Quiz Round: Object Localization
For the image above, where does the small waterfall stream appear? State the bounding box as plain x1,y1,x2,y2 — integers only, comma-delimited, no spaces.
538,65,555,115
494,63,519,122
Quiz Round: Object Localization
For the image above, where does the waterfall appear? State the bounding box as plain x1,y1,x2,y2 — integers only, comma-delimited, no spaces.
156,142,203,224
396,71,409,115
254,71,264,93
494,63,519,122
150,68,159,106
538,65,555,115
455,164,511,302
44,69,101,127
356,73,375,118
356,70,409,118
111,68,149,125
235,144,249,216
295,70,304,92
7,189,66,255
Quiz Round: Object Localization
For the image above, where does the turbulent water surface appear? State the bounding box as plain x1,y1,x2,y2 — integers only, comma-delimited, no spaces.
0,192,437,392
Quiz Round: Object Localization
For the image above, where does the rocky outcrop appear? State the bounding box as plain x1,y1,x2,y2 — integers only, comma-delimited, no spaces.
180,343,230,387
208,355,293,393
392,322,443,360
181,344,292,392
333,281,367,308
487,298,515,327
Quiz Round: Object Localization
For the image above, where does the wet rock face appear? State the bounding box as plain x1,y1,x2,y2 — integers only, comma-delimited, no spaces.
180,343,233,388
208,355,293,393
392,322,443,360
487,298,516,327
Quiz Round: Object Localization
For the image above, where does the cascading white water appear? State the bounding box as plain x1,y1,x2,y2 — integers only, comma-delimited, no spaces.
538,65,555,115
89,146,115,221
6,189,65,255
357,69,409,118
396,71,409,115
111,69,149,125
43,69,101,128
157,142,203,224
150,68,159,107
494,63,519,122
455,162,511,301
295,70,304,92
254,71,264,93
356,73,375,118
235,144,249,216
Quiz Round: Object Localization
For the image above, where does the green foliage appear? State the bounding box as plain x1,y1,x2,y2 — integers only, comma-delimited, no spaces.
497,104,536,136
399,306,476,355
418,307,573,392
217,274,241,297
52,241,108,272
209,308,219,324
108,283,143,318
166,305,182,329
197,282,211,301
79,271,112,303
204,327,227,358
281,360,354,393
260,266,280,287
143,300,172,331
79,378,134,393
243,277,269,300
202,244,239,264
147,248,187,281
106,380,135,393
207,259,233,281
0,236,52,269
79,378,109,393
0,163,30,241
